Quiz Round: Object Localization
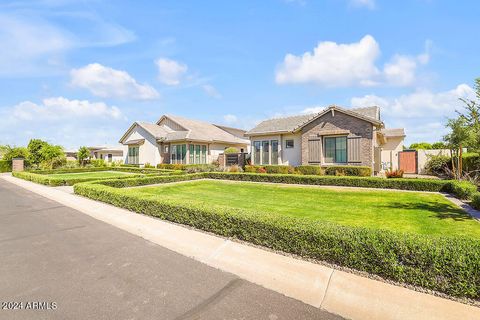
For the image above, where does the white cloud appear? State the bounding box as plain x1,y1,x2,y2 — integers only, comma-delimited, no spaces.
12,97,124,121
276,35,381,87
155,58,188,86
70,63,159,100
223,114,238,124
350,84,475,143
349,0,375,9
276,35,431,87
202,84,222,99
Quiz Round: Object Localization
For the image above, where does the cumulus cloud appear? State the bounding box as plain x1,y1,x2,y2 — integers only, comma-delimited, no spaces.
12,97,124,121
70,63,159,100
351,84,475,143
202,84,222,99
275,35,430,87
155,58,188,85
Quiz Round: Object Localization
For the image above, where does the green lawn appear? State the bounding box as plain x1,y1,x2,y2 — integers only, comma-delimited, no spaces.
46,171,135,179
135,180,480,238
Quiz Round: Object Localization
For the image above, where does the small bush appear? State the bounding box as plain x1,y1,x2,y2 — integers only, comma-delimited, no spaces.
224,147,239,154
386,169,404,178
425,154,450,176
0,160,11,172
296,165,323,175
90,159,107,167
185,164,221,173
471,192,480,210
226,164,243,173
264,165,294,174
445,180,478,200
324,165,372,177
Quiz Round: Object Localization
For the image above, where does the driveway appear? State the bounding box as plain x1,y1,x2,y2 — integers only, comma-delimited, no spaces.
0,179,343,320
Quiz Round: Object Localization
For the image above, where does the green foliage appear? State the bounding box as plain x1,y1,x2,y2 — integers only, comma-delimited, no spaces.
224,147,239,154
431,142,448,149
77,146,90,165
27,139,48,166
264,165,295,174
296,165,323,175
90,159,107,167
74,176,480,299
2,146,29,162
0,145,7,159
461,153,480,172
471,192,480,210
409,142,433,150
425,154,451,175
446,180,478,200
157,163,221,171
0,160,11,172
185,164,221,173
324,165,372,177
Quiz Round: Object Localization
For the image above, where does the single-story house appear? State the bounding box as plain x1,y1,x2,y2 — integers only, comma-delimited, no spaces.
89,146,124,163
245,105,405,173
119,114,250,166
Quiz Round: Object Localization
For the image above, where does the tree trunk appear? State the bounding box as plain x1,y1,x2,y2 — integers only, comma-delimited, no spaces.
459,144,463,180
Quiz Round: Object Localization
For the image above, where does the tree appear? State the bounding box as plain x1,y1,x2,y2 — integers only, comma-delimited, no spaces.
444,117,474,179
39,144,65,169
0,145,7,159
77,146,90,166
431,142,447,149
27,139,48,166
2,146,29,162
409,142,433,150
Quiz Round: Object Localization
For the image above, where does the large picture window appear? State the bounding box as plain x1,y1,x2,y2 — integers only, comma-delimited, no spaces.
271,140,278,165
128,146,139,164
262,141,270,165
324,136,347,163
187,144,207,164
253,141,261,164
171,144,187,164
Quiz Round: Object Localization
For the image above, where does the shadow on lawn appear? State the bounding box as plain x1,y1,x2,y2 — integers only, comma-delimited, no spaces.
378,202,474,221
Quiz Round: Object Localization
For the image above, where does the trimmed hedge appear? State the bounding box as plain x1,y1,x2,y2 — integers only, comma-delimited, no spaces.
157,163,222,171
324,165,372,177
202,172,477,199
13,171,147,186
472,193,480,210
0,160,11,173
296,165,323,175
27,166,177,175
74,176,480,299
264,165,295,174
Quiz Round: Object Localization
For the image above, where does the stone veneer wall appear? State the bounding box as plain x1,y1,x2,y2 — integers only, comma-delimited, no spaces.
300,111,374,168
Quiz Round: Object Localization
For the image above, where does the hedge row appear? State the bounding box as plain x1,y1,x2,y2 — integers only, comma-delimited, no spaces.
12,171,149,186
27,166,178,175
244,164,371,177
202,172,476,199
0,160,11,173
73,178,480,299
472,193,480,210
156,163,217,171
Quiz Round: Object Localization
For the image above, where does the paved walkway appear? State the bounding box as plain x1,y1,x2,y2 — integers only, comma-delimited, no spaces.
0,178,341,320
2,174,480,320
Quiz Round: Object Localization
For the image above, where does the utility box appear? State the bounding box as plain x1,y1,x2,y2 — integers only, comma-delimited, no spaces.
12,158,25,172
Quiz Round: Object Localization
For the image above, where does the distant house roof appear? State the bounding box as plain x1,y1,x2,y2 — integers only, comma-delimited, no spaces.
245,105,383,136
120,115,249,145
380,128,406,137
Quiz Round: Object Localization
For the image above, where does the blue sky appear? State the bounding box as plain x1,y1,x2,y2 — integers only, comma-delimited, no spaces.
0,0,478,149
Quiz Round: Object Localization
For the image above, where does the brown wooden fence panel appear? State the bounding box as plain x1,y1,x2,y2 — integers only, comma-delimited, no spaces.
399,151,417,173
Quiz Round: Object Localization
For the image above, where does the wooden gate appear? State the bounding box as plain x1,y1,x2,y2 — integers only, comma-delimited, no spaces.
399,151,417,173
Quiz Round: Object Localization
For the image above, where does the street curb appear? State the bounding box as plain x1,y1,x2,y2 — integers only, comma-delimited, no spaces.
2,174,480,320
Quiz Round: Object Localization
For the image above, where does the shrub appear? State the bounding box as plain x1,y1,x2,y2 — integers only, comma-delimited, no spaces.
425,154,450,176
264,165,294,174
244,165,262,173
74,177,480,300
144,163,155,168
185,164,221,173
296,165,323,175
471,192,480,210
90,159,107,167
227,164,243,173
324,165,372,177
462,153,480,173
445,180,478,200
224,147,239,154
385,169,404,178
0,160,11,172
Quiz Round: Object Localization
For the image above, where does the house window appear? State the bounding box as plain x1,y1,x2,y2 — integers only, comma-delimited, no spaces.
189,144,194,164
164,145,169,153
187,144,207,164
271,140,278,165
262,141,269,164
285,140,294,148
108,154,112,162
253,141,261,164
195,145,201,164
324,136,347,163
171,144,187,164
128,146,139,164
201,145,207,164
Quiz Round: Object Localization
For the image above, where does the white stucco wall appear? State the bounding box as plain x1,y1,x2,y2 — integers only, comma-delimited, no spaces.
417,149,450,174
379,136,404,171
123,126,162,165
281,133,302,166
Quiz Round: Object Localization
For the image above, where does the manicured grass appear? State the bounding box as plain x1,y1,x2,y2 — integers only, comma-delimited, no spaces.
46,171,135,180
135,180,480,238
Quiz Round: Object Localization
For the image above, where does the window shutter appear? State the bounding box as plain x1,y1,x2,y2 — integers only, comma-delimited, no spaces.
308,139,321,163
347,137,361,162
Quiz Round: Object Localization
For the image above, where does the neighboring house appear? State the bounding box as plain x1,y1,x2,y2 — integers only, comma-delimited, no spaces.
89,146,124,163
245,105,405,173
118,114,250,166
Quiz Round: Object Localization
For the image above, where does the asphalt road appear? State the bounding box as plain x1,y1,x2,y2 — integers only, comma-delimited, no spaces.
0,179,343,320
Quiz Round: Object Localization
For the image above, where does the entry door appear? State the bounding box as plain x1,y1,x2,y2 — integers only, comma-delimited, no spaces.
399,151,417,173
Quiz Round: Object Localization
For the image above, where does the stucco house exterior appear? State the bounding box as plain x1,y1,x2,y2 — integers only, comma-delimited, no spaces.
64,146,124,163
245,105,405,173
119,114,250,166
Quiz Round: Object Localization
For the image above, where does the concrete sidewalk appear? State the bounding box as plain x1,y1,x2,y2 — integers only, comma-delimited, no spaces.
2,174,480,320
